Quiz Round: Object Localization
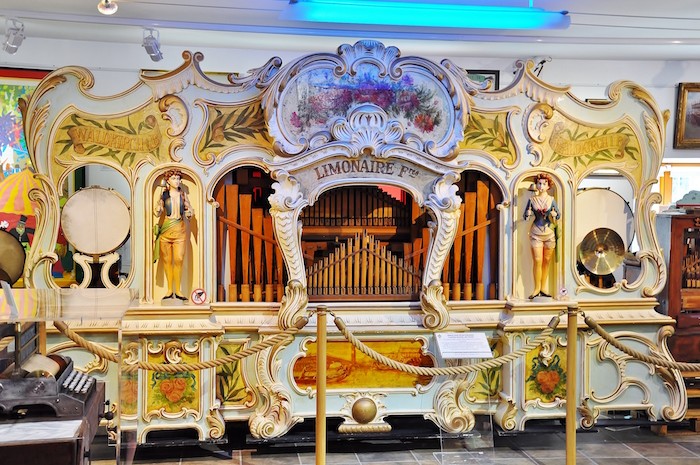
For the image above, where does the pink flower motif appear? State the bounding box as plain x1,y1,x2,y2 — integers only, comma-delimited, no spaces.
290,112,302,129
414,114,435,133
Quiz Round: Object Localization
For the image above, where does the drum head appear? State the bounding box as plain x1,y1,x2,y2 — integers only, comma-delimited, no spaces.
0,230,26,284
575,188,634,251
61,187,130,255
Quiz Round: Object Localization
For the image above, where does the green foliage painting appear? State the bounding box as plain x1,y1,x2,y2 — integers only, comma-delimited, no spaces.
216,343,248,405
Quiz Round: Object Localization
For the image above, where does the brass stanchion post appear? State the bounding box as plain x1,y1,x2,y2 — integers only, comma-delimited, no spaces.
316,305,327,465
566,304,578,465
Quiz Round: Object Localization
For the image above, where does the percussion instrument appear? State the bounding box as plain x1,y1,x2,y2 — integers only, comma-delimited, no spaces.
577,227,625,275
575,187,634,251
0,230,26,285
61,186,130,255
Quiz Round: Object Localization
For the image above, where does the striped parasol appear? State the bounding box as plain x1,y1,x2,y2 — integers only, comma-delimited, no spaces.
0,168,39,235
0,168,39,216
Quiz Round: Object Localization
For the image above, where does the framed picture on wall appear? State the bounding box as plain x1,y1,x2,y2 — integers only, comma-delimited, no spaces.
674,82,700,148
0,67,50,179
467,70,500,91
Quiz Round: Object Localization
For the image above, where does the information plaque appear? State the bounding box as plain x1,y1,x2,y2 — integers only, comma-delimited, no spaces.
435,332,493,359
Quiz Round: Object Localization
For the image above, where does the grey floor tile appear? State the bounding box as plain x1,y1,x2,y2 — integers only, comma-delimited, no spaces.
529,458,596,465
355,450,418,463
299,451,360,464
241,452,301,465
576,442,642,458
648,458,700,465
588,459,655,465
410,449,444,463
522,449,587,460
677,442,700,455
625,442,698,457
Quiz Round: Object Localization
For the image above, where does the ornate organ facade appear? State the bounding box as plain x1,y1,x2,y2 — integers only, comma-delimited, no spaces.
20,41,684,442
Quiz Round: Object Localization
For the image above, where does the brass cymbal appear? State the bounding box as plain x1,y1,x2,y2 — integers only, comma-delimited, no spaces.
0,230,26,285
577,227,625,276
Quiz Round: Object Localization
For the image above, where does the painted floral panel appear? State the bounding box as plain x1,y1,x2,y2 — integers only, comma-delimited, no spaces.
525,347,567,402
146,351,200,413
281,63,452,143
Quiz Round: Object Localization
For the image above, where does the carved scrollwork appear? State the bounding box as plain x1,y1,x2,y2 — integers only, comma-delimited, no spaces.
269,171,309,329
25,173,61,289
424,379,475,433
206,407,226,439
538,336,559,367
278,280,309,331
420,172,461,329
526,103,554,143
578,397,598,429
158,94,188,137
263,39,465,159
498,397,518,431
228,57,284,90
328,104,404,156
249,343,302,439
441,59,494,95
421,281,449,330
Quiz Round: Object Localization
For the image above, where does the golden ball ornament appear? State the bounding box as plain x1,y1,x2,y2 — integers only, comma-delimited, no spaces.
351,397,377,424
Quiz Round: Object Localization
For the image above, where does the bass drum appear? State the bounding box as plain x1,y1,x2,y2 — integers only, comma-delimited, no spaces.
61,186,130,255
0,229,26,285
575,188,634,252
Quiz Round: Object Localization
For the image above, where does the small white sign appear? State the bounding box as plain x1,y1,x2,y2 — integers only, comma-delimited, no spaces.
190,288,207,305
435,332,493,359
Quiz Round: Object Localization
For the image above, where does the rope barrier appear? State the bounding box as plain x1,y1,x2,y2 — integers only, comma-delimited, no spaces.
584,314,700,372
53,310,694,378
53,317,308,373
333,313,562,376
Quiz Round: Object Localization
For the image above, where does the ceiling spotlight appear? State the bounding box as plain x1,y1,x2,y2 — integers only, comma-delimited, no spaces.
142,28,163,62
97,0,118,15
2,18,25,55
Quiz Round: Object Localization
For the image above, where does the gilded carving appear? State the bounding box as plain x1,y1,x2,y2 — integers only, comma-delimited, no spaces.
338,392,391,433
269,171,309,329
249,344,302,439
262,39,466,159
424,379,476,433
421,172,461,329
206,407,226,439
578,397,598,429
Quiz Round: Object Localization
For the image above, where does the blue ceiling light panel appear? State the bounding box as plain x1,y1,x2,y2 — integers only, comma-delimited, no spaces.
282,0,570,30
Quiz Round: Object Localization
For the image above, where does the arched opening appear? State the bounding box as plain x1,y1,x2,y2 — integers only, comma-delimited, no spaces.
576,170,636,289
62,164,130,287
213,166,284,302
444,170,503,301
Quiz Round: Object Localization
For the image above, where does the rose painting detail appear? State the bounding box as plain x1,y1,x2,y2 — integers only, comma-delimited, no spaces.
526,354,566,402
283,63,450,142
148,371,198,412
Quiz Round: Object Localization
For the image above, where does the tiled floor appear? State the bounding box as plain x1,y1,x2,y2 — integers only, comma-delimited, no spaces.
91,423,700,465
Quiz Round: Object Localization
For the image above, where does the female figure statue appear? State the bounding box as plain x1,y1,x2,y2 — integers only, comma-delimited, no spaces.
154,169,193,301
523,173,560,299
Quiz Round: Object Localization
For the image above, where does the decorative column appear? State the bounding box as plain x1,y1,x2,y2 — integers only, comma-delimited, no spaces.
268,170,309,330
420,172,462,330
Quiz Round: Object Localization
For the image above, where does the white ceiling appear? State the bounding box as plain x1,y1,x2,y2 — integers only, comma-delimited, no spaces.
2,1,700,60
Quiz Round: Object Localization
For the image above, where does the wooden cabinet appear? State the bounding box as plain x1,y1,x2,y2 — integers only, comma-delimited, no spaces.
665,213,700,362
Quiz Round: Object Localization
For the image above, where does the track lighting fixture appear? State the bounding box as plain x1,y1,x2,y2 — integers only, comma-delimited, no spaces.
2,18,25,55
97,0,118,16
142,28,163,62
